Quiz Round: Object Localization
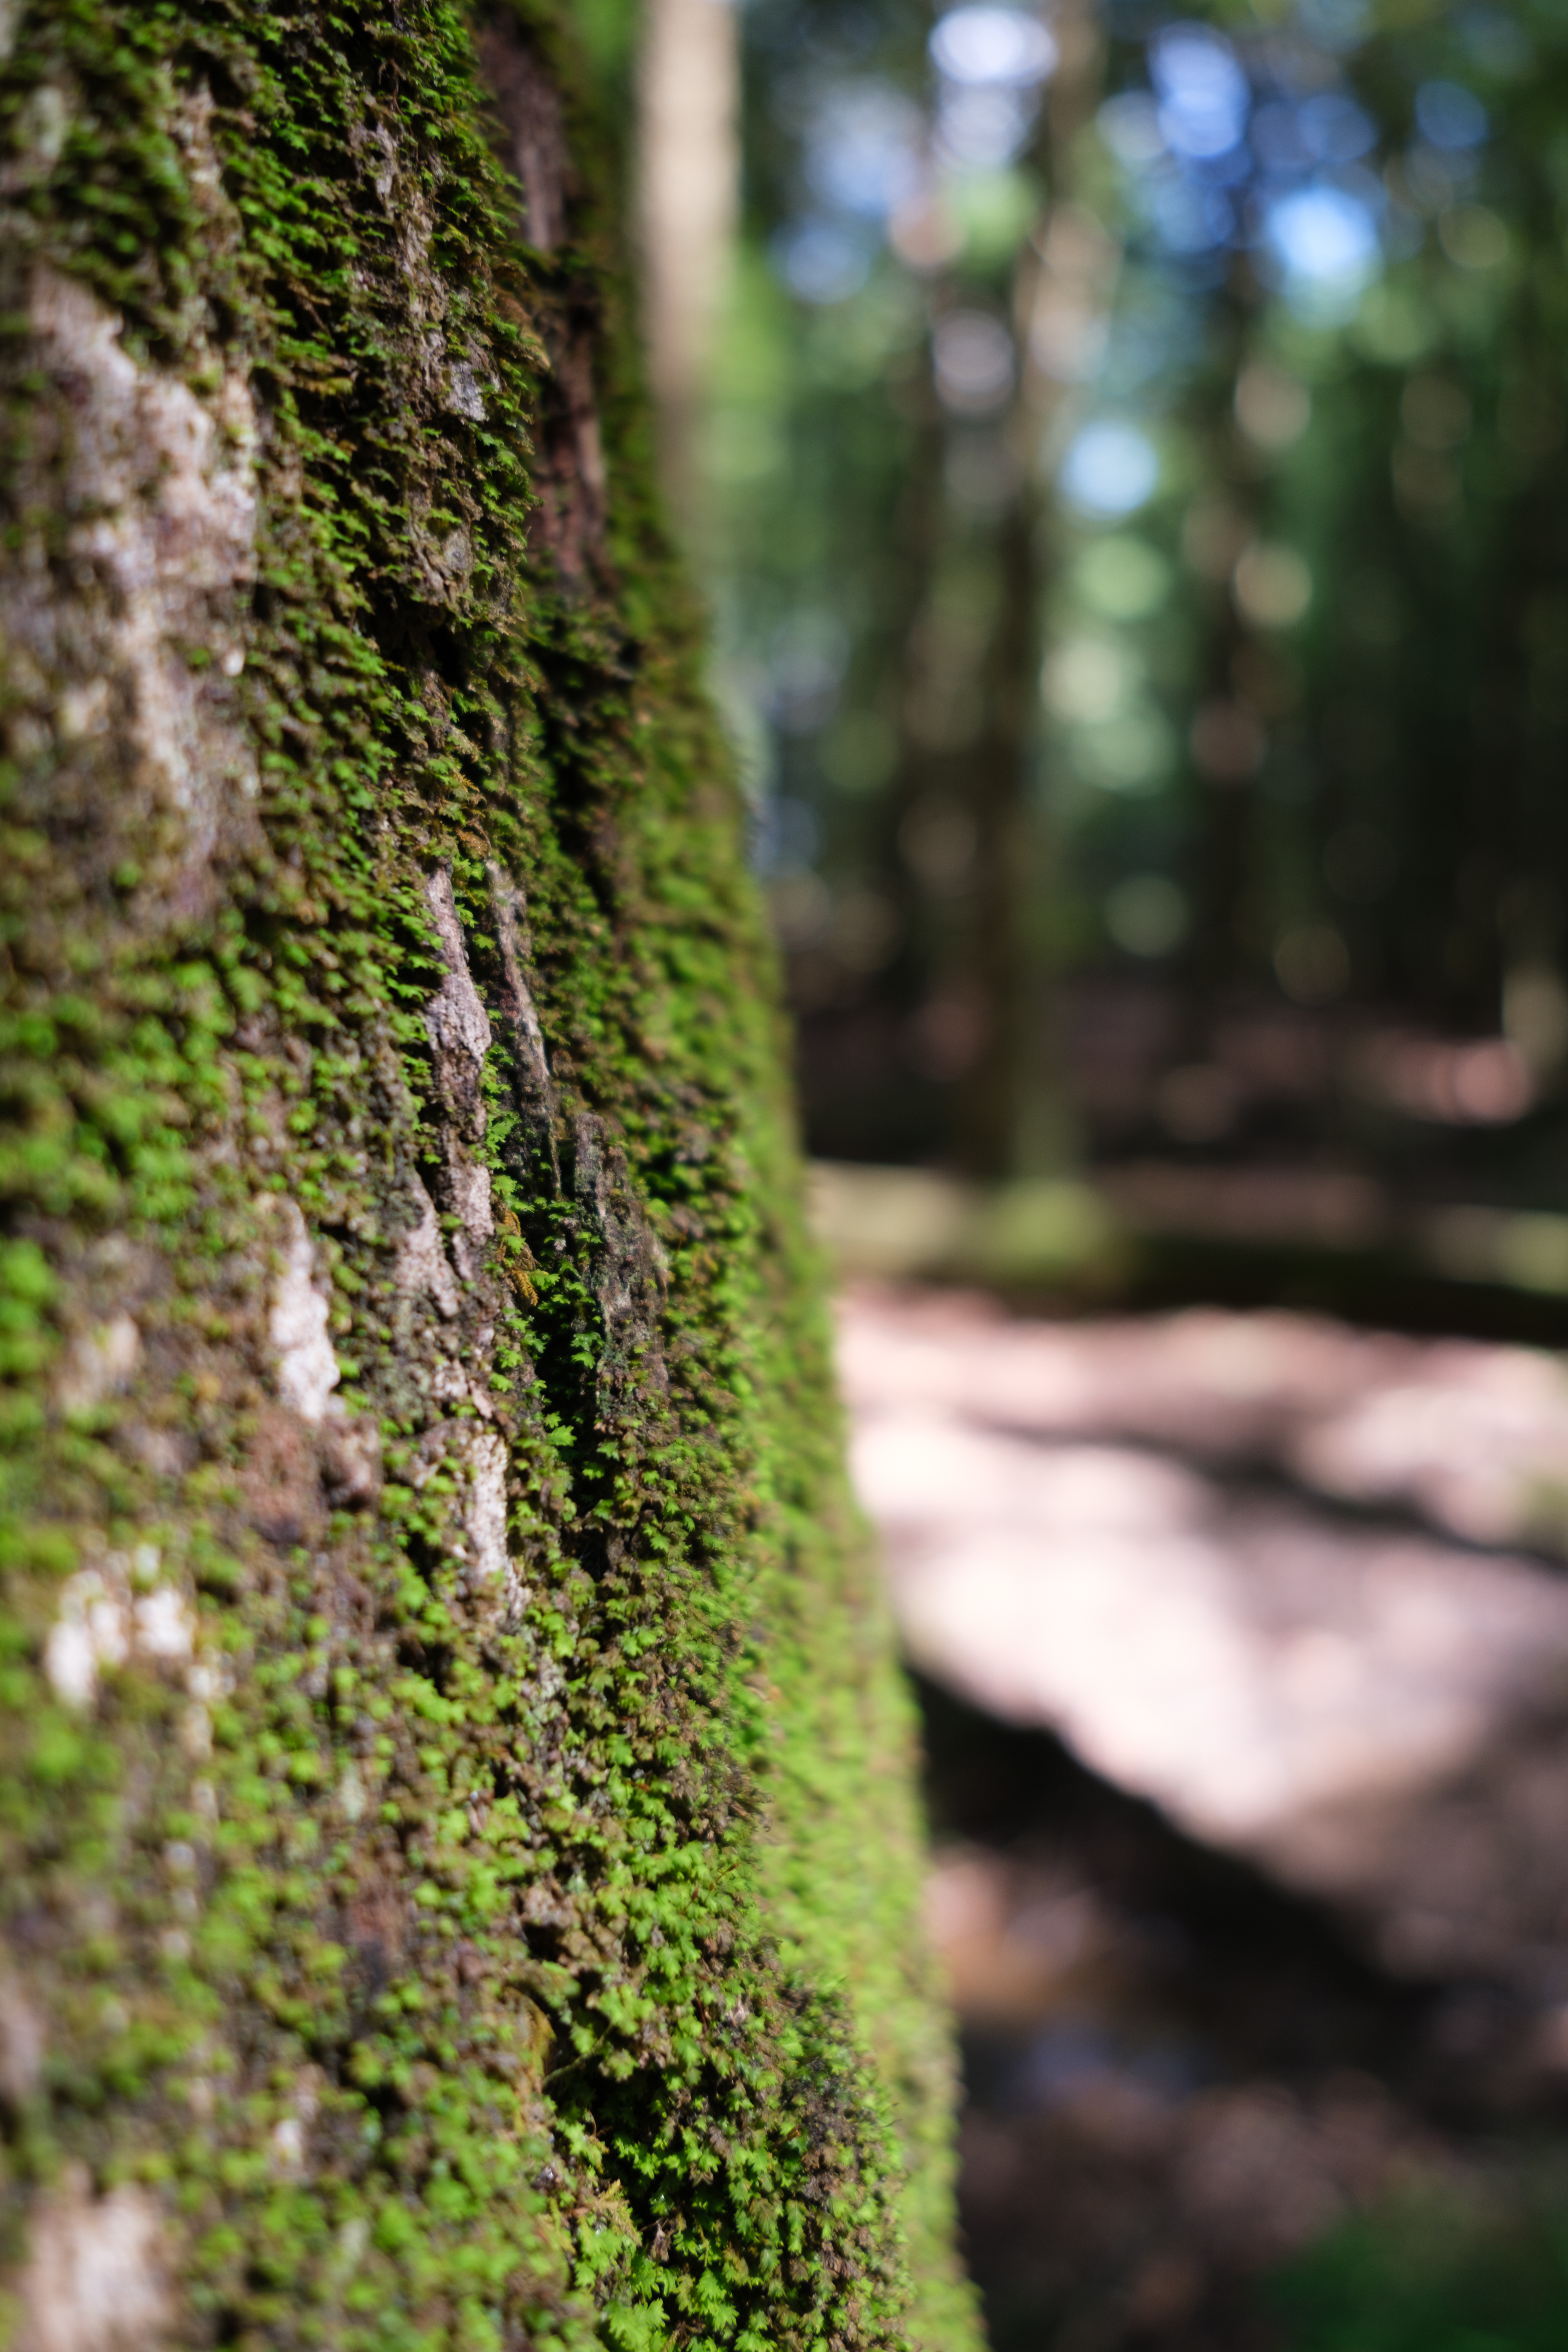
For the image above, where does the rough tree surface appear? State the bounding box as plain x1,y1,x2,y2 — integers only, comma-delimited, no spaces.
0,7,979,2348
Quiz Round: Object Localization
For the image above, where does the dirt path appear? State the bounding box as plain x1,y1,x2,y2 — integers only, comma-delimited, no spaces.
838,1286,1568,2348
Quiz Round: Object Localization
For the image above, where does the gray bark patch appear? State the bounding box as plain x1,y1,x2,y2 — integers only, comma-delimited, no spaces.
395,1182,461,1319
4,268,260,947
476,19,571,252
573,1113,670,1388
0,1971,44,2107
422,869,494,1075
53,1314,142,1418
488,865,560,1188
421,870,496,1252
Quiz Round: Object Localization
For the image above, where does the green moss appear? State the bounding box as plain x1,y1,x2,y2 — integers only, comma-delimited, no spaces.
0,3,978,2347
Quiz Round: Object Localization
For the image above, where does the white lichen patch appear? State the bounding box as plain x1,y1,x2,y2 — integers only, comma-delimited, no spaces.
12,2167,170,2352
268,1199,341,1422
430,1358,494,1420
267,2071,321,2183
45,1561,196,1711
336,1762,367,1824
133,1584,193,1661
465,1428,511,1587
44,1572,129,1710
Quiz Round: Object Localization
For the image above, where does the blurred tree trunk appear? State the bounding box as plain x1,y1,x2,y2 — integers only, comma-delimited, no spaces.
636,0,739,529
956,0,1104,1180
0,7,977,2349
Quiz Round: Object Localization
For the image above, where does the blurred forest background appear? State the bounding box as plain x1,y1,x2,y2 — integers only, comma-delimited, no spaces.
593,0,1568,2345
699,0,1568,1325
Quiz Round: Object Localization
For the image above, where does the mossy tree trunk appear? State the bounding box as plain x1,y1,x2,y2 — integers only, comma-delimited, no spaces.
0,8,978,2348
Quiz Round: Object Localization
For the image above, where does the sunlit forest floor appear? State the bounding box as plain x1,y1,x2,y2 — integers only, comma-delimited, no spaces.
838,1279,1568,2349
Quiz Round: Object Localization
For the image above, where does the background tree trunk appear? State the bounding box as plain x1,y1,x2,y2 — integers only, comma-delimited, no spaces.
636,0,738,529
0,7,978,2347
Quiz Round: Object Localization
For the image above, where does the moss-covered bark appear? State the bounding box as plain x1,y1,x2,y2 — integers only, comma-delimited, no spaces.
0,7,980,2347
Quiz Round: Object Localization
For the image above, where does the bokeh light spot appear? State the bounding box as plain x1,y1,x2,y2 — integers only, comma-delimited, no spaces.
772,219,872,304
930,6,1058,88
1415,80,1489,152
1073,537,1173,621
1043,639,1132,724
1106,873,1190,956
1059,422,1160,518
1266,185,1380,294
933,310,1017,414
1150,22,1250,160
1234,541,1313,630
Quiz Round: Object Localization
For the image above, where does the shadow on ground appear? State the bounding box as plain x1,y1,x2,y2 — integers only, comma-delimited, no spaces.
919,1675,1568,2351
923,1677,1420,2349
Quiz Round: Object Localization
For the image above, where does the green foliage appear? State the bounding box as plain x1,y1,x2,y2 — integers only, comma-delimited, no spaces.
570,0,642,98
1275,2183,1568,2352
719,0,1568,1196
0,2,973,2346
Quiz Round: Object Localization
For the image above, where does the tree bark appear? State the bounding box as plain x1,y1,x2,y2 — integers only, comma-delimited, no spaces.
0,7,977,2349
